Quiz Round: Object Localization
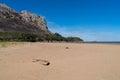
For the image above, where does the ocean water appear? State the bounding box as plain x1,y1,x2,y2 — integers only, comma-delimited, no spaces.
84,42,120,44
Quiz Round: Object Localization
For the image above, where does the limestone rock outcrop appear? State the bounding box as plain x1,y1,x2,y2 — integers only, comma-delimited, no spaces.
0,3,51,34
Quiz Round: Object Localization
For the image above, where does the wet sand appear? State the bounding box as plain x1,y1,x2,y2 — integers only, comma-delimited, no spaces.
0,42,120,80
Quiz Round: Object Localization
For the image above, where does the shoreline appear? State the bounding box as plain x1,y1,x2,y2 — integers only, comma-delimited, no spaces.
0,41,120,49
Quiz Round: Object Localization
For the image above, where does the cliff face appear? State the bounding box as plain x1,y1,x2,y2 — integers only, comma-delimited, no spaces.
0,3,51,34
20,10,48,31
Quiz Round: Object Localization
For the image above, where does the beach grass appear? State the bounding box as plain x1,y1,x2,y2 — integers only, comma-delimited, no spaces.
0,42,25,48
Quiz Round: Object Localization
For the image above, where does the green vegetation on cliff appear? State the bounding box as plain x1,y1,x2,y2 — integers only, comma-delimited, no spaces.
0,32,83,42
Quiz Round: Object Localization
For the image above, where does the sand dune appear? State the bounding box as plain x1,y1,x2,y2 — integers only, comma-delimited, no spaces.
0,43,120,80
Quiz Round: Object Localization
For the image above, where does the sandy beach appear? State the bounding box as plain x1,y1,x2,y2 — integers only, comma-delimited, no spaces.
0,42,120,80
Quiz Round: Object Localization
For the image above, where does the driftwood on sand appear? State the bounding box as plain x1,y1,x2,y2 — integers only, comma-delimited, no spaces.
32,59,50,66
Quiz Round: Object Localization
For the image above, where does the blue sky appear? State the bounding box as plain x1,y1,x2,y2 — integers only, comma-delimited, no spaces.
1,0,120,41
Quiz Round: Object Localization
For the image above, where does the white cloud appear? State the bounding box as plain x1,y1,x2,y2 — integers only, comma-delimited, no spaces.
47,21,120,41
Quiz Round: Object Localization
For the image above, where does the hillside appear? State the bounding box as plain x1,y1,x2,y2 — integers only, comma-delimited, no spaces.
0,3,83,42
0,3,50,34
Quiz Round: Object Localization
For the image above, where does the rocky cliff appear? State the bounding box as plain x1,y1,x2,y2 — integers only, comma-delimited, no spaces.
0,3,51,34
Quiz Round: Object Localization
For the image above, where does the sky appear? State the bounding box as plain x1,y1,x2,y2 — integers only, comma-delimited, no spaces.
0,0,120,41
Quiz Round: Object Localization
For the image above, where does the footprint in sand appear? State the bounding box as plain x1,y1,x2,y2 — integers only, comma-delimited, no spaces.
32,59,50,66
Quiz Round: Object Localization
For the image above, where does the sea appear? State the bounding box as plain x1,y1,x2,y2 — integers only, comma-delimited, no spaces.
84,41,120,44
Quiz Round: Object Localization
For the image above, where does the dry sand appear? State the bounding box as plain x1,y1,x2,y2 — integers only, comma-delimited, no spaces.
0,42,120,80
